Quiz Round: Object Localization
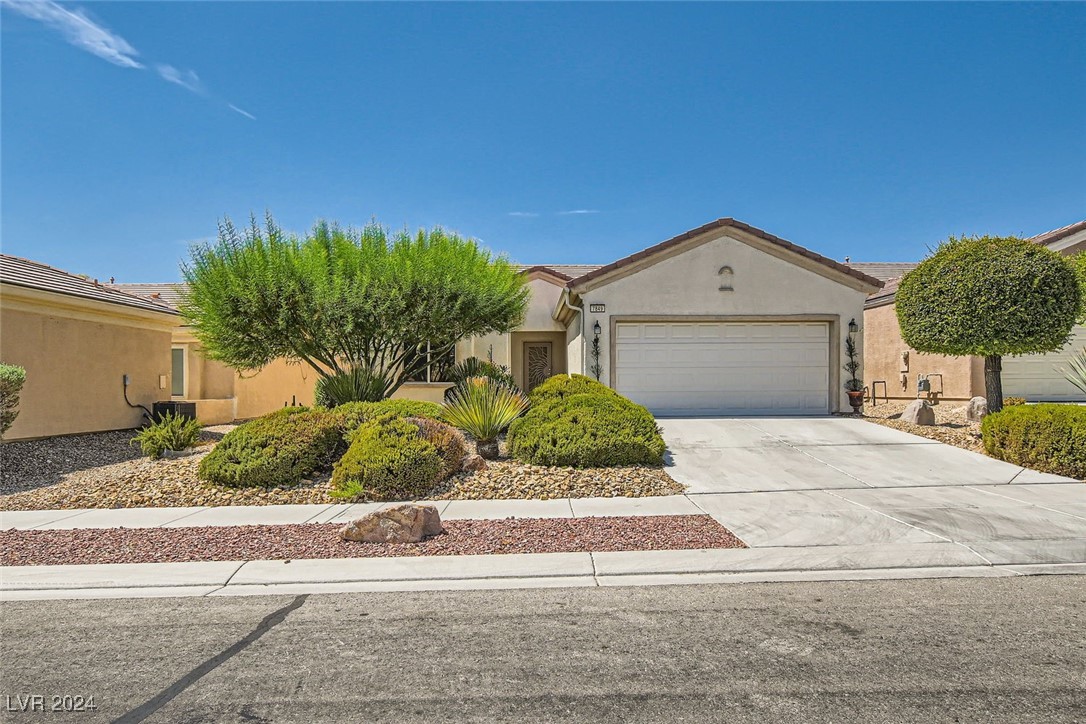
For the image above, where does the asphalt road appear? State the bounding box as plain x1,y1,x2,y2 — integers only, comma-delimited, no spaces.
2,576,1084,723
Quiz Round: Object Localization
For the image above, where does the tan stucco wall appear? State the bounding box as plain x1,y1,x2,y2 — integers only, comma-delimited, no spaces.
574,229,873,413
510,331,568,390
1,299,174,439
393,382,453,403
522,278,567,332
233,359,316,419
862,302,983,401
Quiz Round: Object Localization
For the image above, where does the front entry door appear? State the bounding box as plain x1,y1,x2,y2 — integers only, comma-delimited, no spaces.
524,341,553,391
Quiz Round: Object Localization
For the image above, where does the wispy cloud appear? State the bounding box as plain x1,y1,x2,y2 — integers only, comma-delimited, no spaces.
2,0,142,68
507,211,540,218
228,104,256,121
156,64,203,94
557,209,601,215
2,0,254,119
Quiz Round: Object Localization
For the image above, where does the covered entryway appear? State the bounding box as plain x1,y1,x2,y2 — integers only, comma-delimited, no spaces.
1002,325,1086,402
613,321,830,416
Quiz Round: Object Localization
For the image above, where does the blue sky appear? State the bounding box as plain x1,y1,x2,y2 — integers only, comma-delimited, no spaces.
2,1,1083,282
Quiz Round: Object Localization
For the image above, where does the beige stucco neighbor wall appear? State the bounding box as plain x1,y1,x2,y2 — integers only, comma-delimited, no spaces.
573,229,875,413
1,289,175,440
233,358,317,420
862,303,983,401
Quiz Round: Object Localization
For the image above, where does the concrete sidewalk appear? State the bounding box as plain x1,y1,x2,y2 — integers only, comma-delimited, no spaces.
3,543,1084,601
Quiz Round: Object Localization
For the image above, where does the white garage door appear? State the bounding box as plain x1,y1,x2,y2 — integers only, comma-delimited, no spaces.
1003,325,1086,401
614,321,830,416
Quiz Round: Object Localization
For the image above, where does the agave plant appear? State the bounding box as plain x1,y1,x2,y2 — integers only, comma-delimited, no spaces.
315,367,387,407
442,377,529,459
1062,348,1086,396
442,356,518,402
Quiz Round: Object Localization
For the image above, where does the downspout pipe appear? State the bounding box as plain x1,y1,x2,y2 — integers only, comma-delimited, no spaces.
558,288,585,378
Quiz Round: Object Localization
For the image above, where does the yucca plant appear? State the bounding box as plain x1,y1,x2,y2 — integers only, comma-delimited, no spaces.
1062,348,1086,396
315,367,387,407
442,377,529,459
442,356,518,402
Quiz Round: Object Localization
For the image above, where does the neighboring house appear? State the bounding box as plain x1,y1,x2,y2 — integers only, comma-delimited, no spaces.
0,255,178,439
858,220,1086,402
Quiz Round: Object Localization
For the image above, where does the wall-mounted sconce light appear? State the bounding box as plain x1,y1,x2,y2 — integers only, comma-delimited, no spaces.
593,320,602,337
848,318,858,335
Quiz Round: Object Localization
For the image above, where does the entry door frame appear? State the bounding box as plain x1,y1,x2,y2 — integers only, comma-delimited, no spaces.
609,314,842,413
523,340,554,392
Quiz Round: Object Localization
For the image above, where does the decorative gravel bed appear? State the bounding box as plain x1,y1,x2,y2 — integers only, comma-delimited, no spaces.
0,515,743,566
862,399,985,453
0,431,684,511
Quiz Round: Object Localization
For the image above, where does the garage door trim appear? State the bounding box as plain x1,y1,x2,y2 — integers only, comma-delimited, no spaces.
608,314,843,414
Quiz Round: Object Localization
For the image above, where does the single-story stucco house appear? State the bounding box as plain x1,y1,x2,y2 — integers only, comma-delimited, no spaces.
2,217,883,439
857,219,1086,403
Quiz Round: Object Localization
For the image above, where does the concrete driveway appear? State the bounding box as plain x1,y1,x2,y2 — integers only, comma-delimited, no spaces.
661,417,1086,566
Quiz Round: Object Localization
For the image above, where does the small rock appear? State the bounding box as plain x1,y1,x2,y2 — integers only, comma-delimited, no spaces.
966,396,988,422
462,454,487,472
340,503,444,544
901,399,936,426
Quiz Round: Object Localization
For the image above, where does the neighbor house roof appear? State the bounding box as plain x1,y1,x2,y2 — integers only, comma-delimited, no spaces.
1,254,179,315
1029,220,1086,247
845,262,918,282
566,218,884,290
108,283,187,309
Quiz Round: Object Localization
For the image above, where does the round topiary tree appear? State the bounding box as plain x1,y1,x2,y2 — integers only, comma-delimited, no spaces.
896,235,1080,412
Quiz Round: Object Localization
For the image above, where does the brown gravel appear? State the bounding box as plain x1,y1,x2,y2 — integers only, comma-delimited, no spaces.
0,430,684,511
861,399,985,453
0,515,744,566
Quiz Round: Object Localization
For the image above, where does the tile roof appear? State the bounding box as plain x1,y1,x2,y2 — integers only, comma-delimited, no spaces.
1029,220,1086,247
108,283,187,308
566,218,884,290
0,255,178,315
845,262,918,282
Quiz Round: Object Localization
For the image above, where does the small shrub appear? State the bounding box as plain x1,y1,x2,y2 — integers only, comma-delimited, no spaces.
528,373,620,404
507,389,665,468
131,412,202,459
315,367,387,407
1003,397,1027,407
442,377,530,459
0,363,27,438
982,404,1086,479
331,399,443,435
408,416,467,479
199,407,342,487
331,415,443,500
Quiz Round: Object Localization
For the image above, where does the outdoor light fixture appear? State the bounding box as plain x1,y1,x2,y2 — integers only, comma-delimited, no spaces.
593,320,602,337
848,318,858,335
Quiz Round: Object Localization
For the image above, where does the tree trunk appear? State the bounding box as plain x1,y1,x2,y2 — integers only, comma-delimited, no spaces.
984,354,1004,413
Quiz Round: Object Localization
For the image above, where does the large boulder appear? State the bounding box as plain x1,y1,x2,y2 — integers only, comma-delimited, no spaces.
340,503,444,544
901,399,936,426
966,396,988,423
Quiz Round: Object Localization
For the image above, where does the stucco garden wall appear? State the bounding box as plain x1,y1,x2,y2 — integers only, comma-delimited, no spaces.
1,304,173,439
574,230,873,413
862,302,982,401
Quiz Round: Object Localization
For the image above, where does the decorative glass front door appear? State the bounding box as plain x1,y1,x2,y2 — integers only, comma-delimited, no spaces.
525,342,553,391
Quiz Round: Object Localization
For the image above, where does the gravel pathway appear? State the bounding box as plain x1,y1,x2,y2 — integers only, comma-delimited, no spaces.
862,399,985,453
0,515,743,566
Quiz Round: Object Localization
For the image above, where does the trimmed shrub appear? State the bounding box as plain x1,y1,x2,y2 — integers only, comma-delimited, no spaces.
331,415,443,500
982,404,1086,479
1003,397,1027,407
507,388,666,468
131,412,202,459
331,399,443,435
527,374,619,404
0,363,27,438
199,407,342,487
408,416,468,479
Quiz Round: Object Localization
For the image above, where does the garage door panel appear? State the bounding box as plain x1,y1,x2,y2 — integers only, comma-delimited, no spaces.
614,321,830,416
1003,325,1086,401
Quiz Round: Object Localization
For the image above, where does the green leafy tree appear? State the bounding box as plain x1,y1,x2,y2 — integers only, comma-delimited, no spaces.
181,214,529,399
896,235,1079,412
0,363,27,438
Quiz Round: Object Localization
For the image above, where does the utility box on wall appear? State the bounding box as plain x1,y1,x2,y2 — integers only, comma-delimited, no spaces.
153,400,197,421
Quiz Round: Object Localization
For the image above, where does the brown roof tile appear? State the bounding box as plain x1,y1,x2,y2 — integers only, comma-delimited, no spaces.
0,255,178,315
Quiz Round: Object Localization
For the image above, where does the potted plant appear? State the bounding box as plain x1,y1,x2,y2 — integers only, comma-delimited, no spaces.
843,334,864,413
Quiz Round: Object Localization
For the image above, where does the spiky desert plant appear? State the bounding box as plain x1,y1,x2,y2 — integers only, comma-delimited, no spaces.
1062,348,1086,396
442,377,529,459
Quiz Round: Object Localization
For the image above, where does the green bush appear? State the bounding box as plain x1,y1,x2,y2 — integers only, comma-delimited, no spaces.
507,386,665,468
409,416,467,480
199,407,343,488
331,415,444,500
528,373,620,404
331,399,443,435
0,362,27,438
982,404,1086,479
1003,397,1027,407
131,412,202,459
315,367,387,407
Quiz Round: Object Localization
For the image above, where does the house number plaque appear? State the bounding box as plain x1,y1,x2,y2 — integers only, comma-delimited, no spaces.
589,303,606,313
